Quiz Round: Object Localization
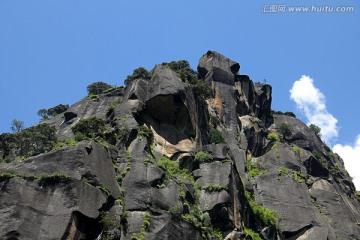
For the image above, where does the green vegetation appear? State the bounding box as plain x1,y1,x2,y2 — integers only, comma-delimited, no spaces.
209,115,220,128
124,67,151,86
194,151,213,163
131,233,138,240
312,150,322,160
292,145,302,160
0,172,17,181
100,211,120,231
162,60,196,83
102,86,123,94
271,142,280,159
87,94,100,101
319,157,349,177
162,60,211,103
267,132,279,142
116,162,131,185
52,138,77,151
157,155,192,185
156,153,222,239
278,166,290,175
96,185,111,195
0,124,57,161
210,128,225,144
309,192,317,202
180,211,223,239
191,79,212,104
87,81,112,95
244,227,262,240
0,172,43,182
355,191,360,199
309,124,321,138
48,104,69,116
105,100,121,118
201,185,228,192
37,104,69,120
245,191,278,226
279,123,292,141
169,203,183,217
138,125,153,140
117,124,130,143
10,119,24,133
38,172,71,186
278,166,306,183
270,110,296,118
131,211,151,240
294,145,304,163
322,144,331,152
72,117,107,139
140,211,151,239
247,161,266,178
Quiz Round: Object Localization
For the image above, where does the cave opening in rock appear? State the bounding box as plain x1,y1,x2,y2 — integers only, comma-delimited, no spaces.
141,94,195,145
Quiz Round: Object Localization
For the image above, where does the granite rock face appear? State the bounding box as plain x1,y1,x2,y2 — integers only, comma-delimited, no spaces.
1,51,359,240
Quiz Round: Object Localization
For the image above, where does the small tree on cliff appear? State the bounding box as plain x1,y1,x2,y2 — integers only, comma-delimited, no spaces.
309,124,321,138
279,123,292,141
87,82,112,95
37,104,69,120
10,119,24,133
162,60,211,103
124,67,151,86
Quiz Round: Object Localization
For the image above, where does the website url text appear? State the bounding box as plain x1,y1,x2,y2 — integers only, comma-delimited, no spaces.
262,5,355,13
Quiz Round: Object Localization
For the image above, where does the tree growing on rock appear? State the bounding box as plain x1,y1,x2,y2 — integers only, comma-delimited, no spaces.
309,124,321,138
37,104,69,120
1,124,57,160
87,82,112,95
279,123,292,141
72,117,106,139
10,119,24,133
162,60,211,103
124,67,151,86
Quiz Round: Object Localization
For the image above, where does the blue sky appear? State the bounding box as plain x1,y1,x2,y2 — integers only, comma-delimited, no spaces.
1,1,360,186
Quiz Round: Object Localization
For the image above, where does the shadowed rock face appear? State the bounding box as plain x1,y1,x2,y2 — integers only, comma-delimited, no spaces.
1,51,360,240
144,94,195,145
0,178,106,240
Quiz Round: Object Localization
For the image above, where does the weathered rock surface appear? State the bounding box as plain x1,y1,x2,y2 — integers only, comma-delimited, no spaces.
252,144,336,239
122,162,164,210
0,176,106,240
0,141,121,199
1,51,359,240
46,88,124,140
193,161,231,187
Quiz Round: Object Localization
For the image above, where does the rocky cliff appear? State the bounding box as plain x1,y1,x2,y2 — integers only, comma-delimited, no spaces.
1,51,360,240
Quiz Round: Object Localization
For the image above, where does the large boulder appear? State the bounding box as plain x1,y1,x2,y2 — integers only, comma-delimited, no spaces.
251,144,336,239
0,174,106,239
198,50,240,85
122,162,164,210
0,141,121,199
193,161,231,187
268,115,324,152
309,179,360,239
235,75,272,120
45,88,124,140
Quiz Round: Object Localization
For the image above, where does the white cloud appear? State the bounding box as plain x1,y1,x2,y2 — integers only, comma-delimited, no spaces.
290,75,360,190
289,75,338,144
333,135,360,190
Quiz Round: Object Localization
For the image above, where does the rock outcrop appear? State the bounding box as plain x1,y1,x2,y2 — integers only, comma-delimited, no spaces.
1,50,359,240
